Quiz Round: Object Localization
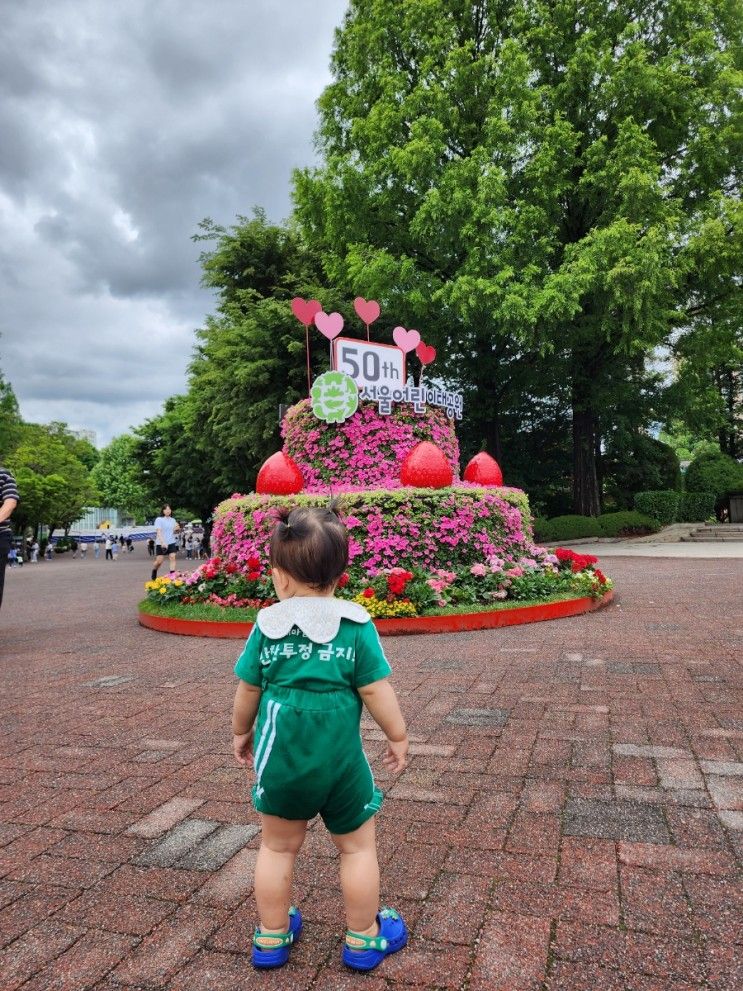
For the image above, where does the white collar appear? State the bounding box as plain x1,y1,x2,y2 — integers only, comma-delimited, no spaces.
256,597,370,643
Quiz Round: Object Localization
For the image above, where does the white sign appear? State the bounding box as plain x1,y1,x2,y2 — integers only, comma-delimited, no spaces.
333,337,405,391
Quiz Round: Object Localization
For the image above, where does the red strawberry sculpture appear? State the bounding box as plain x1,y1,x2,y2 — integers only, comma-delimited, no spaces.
256,452,304,495
463,452,503,486
400,441,453,489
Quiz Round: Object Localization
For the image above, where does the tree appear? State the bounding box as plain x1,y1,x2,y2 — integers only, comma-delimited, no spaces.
91,434,157,521
0,368,22,461
294,0,743,514
7,424,97,535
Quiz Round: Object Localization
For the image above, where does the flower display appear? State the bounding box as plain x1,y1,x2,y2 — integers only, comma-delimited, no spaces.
282,399,460,491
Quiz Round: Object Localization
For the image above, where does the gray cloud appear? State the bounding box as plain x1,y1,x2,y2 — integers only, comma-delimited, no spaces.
0,0,347,444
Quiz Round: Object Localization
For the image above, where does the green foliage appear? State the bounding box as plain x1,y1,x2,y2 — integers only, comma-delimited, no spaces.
633,490,680,526
597,511,661,537
6,423,98,533
0,368,22,461
658,425,719,464
294,0,743,515
603,434,681,509
685,450,743,500
533,515,602,542
91,435,156,521
678,491,716,523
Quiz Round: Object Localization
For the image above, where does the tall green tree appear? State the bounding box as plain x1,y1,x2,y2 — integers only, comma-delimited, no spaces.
91,434,157,521
294,0,742,514
7,424,98,535
0,367,22,461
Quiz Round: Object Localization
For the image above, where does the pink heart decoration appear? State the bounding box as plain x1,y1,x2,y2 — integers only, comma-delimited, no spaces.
314,311,344,340
392,326,421,353
354,297,381,325
291,297,322,326
416,342,437,365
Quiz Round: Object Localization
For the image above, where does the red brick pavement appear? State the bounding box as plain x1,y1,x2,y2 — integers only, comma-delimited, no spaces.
0,551,741,990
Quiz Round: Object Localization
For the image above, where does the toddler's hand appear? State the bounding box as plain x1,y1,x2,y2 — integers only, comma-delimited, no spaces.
382,736,408,774
233,732,252,766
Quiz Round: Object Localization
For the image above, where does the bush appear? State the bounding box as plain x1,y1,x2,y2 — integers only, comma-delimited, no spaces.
598,511,661,537
634,490,680,526
603,434,681,509
678,491,716,523
685,451,743,501
533,515,602,542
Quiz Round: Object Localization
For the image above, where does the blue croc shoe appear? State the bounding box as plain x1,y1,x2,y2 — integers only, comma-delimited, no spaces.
342,907,408,972
252,906,302,969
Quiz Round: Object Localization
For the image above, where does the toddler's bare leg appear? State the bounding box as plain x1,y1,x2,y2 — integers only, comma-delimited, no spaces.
255,814,307,935
331,817,380,935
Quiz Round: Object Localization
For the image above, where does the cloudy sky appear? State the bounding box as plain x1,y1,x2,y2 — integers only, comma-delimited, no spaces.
0,0,347,446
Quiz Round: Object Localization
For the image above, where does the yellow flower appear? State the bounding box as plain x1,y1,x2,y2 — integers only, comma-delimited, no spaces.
159,587,167,595
174,579,184,587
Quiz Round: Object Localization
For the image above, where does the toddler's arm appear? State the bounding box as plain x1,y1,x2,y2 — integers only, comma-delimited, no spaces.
358,678,408,773
232,679,262,766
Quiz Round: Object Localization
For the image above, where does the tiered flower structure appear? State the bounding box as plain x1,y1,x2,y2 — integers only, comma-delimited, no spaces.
144,398,613,617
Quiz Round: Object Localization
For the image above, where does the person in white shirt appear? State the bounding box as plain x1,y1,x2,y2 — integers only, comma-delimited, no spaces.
151,504,180,580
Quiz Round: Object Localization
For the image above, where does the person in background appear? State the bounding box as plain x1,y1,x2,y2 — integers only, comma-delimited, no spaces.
104,535,113,560
147,537,155,556
126,536,133,553
0,466,19,611
94,537,101,559
79,541,87,560
7,547,17,567
31,540,39,563
151,504,180,581
45,542,53,561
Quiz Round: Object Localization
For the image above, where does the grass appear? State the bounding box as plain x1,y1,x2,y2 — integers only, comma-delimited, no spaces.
138,589,599,625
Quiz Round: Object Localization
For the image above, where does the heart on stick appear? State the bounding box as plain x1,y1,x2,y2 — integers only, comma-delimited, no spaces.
392,326,421,353
314,311,345,340
416,342,437,366
354,297,381,325
291,297,322,326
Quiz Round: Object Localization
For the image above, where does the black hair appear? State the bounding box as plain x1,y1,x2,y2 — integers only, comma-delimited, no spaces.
269,500,348,591
161,504,171,513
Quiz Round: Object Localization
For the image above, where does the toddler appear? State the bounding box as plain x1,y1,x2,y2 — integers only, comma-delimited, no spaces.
232,504,409,971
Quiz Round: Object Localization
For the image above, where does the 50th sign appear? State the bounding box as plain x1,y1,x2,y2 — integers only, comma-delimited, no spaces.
332,337,406,392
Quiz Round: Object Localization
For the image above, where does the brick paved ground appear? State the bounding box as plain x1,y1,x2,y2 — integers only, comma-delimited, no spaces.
0,551,741,990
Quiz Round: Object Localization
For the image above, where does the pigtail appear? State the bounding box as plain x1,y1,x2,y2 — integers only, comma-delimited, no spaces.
272,504,295,540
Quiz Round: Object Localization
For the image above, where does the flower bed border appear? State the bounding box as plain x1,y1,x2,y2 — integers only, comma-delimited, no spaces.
138,590,613,639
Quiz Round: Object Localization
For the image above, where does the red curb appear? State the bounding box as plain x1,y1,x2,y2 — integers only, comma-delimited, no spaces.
138,590,614,639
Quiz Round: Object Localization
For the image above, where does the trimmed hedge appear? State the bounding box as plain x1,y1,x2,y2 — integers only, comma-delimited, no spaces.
634,490,680,526
533,515,602,542
598,511,661,537
678,491,716,523
685,451,743,501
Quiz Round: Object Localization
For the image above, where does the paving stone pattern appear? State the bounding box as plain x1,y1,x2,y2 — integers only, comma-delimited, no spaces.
0,553,741,990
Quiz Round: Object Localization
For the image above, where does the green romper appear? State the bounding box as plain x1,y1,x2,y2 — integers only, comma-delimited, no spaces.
234,599,392,835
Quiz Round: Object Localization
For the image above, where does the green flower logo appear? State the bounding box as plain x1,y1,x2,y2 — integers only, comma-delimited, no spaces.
311,371,359,423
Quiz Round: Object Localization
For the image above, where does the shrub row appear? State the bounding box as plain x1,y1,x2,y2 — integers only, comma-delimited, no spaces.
533,512,661,542
634,490,716,524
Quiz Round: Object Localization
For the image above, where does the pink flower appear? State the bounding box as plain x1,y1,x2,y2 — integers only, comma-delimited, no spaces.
470,563,487,577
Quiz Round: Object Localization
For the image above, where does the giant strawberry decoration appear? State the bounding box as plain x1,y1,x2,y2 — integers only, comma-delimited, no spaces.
256,452,304,495
463,452,503,486
400,441,453,489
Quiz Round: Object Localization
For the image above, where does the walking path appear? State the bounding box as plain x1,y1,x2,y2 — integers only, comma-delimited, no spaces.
0,552,741,990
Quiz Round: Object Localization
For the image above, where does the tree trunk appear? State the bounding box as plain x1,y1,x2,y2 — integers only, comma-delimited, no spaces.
572,404,601,516
484,414,503,466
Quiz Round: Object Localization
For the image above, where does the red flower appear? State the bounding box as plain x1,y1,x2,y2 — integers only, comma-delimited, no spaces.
202,569,217,580
337,572,349,589
595,568,607,585
225,562,238,574
555,548,575,563
247,571,261,582
362,587,375,598
247,556,261,570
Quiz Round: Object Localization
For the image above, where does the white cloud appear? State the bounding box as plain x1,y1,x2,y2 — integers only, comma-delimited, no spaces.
0,0,347,444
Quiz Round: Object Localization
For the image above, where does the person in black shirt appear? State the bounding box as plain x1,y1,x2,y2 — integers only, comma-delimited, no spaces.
0,467,20,611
